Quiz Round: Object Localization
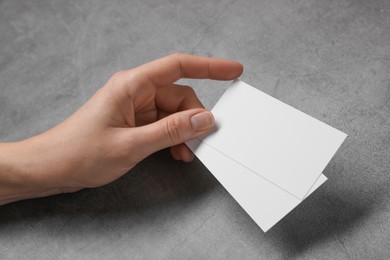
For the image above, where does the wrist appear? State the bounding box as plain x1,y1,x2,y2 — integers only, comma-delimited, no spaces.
0,136,78,205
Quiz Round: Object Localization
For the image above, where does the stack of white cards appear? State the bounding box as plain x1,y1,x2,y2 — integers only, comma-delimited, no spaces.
186,80,347,232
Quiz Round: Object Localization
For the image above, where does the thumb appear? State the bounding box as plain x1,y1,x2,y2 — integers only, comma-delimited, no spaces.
131,108,215,158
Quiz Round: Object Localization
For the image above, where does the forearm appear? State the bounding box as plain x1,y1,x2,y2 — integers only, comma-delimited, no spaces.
0,138,71,205
0,141,36,205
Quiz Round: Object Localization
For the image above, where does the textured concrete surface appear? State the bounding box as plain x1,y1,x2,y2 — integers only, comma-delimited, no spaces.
1,0,389,259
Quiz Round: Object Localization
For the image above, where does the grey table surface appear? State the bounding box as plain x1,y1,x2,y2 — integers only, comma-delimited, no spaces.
1,0,389,259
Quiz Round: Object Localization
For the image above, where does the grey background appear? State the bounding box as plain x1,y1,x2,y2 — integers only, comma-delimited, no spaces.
0,0,389,259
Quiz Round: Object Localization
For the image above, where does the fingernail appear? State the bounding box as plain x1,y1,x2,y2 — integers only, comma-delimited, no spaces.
191,111,214,132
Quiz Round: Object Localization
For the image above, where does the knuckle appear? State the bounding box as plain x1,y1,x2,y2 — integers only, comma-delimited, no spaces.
170,52,184,59
107,70,140,95
109,70,138,85
110,70,126,81
166,117,184,144
107,70,126,89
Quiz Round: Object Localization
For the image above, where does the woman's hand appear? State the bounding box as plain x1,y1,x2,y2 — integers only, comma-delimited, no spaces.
0,53,243,205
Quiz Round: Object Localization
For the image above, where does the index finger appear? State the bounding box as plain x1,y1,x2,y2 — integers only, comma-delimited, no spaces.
132,53,243,87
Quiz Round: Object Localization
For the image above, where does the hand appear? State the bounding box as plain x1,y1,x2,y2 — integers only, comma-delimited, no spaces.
0,53,243,205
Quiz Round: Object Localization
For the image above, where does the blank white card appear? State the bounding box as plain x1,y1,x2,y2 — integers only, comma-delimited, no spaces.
186,80,347,232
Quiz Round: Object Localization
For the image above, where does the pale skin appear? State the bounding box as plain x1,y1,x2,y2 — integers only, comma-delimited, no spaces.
0,53,243,205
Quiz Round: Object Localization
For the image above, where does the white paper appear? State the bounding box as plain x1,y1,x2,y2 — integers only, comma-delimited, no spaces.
186,80,346,232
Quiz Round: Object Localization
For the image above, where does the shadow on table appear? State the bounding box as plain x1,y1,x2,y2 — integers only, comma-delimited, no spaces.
0,149,218,234
266,170,384,257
